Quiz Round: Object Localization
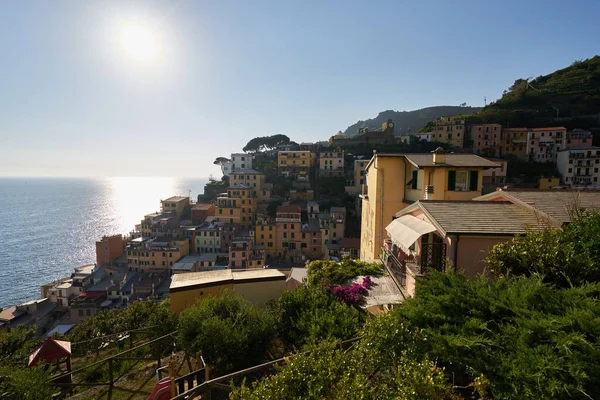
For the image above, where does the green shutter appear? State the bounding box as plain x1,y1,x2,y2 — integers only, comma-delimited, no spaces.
411,170,418,189
448,170,456,191
469,170,479,191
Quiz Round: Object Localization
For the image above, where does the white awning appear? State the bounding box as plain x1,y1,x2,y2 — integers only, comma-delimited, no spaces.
385,215,436,253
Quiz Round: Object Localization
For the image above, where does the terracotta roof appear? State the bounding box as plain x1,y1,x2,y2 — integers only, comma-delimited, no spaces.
502,128,528,131
404,154,500,168
28,338,71,367
339,238,360,248
192,203,214,210
475,190,600,224
398,201,554,235
277,205,302,213
0,306,24,322
529,127,566,131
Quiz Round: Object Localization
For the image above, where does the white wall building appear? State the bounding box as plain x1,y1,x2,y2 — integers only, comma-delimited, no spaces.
231,153,253,172
557,145,600,187
415,132,432,142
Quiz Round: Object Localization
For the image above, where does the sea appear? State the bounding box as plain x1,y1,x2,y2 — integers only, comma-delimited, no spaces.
0,177,209,307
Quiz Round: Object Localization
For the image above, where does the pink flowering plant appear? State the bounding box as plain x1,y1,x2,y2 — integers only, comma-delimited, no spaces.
329,276,374,306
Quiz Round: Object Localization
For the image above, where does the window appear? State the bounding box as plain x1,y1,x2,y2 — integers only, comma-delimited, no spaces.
78,309,84,317
569,159,573,164
410,170,418,190
568,168,573,173
455,171,468,191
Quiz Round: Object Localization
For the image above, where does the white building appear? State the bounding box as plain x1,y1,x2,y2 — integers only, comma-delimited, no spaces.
231,153,253,172
557,145,600,187
415,132,432,142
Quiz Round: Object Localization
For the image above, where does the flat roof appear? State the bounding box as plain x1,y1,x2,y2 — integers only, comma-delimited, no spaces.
192,203,214,210
163,196,189,202
170,269,285,292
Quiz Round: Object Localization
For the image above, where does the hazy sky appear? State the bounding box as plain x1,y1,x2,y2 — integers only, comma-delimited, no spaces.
1,0,599,178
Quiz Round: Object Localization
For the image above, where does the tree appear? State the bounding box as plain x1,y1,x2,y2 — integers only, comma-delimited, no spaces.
243,135,291,153
394,271,600,399
486,211,600,287
230,340,453,400
0,326,41,367
306,258,383,286
177,291,276,375
272,286,362,350
0,366,54,400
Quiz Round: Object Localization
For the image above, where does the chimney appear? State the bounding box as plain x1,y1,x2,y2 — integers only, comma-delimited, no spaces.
432,147,446,164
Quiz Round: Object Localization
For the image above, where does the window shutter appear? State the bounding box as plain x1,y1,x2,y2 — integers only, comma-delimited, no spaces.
469,170,479,191
411,170,418,189
448,170,456,191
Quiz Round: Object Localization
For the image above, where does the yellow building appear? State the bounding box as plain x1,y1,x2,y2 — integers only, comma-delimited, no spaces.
229,169,270,202
254,222,278,256
359,149,500,261
502,128,529,160
278,150,315,181
318,151,344,177
538,176,560,189
161,196,190,221
169,269,287,313
431,116,465,147
215,184,257,228
127,237,190,273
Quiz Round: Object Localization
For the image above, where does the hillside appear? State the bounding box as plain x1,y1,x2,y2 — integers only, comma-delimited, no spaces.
342,106,482,137
454,56,600,129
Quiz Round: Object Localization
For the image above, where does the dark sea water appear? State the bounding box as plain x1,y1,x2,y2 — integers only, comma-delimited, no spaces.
0,177,208,307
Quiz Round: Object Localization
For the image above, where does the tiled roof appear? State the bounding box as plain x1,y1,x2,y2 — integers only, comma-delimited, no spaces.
476,190,600,224
529,127,566,131
339,238,360,248
404,154,500,168
192,203,214,210
400,201,553,235
277,205,301,213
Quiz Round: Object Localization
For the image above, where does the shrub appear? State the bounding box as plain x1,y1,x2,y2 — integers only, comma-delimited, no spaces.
306,259,383,286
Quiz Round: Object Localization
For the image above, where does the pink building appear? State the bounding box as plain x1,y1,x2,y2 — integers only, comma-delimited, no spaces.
381,201,550,297
566,129,593,148
229,235,266,269
526,127,567,162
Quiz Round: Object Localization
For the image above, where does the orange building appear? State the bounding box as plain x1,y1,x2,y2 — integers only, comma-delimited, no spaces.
471,124,502,156
190,203,215,224
502,128,529,159
95,235,126,266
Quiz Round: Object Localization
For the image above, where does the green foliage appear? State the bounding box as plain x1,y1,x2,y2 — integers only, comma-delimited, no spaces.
230,340,453,400
213,156,231,165
272,286,362,350
0,326,41,368
200,178,228,201
0,366,54,400
270,175,294,197
252,152,277,175
395,271,600,399
69,299,177,352
315,176,346,199
343,106,481,137
243,134,290,153
306,258,383,286
487,211,600,287
177,291,276,375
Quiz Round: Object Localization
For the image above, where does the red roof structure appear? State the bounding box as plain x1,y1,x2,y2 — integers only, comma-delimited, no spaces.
28,337,72,368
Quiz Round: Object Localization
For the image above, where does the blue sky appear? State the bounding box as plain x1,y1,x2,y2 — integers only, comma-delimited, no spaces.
0,0,598,177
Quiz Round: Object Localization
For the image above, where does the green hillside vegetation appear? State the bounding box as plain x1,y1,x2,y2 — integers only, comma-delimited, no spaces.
343,106,482,137
426,56,600,131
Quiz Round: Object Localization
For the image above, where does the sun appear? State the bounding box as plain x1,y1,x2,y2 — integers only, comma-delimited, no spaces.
118,23,159,62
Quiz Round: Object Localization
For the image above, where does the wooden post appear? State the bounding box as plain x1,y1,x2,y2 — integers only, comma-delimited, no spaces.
107,358,114,399
170,361,176,397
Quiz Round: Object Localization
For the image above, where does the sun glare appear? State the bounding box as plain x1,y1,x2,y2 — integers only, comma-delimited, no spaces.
118,23,159,62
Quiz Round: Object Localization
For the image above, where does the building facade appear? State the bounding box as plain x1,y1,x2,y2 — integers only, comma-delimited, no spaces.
230,153,253,171
278,150,315,182
557,146,600,187
431,116,465,147
359,150,499,261
126,237,190,273
502,128,528,159
318,151,344,178
526,127,567,162
95,235,126,267
471,124,502,156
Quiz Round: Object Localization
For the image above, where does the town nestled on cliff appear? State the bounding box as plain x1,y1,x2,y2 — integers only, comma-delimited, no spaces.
3,56,600,399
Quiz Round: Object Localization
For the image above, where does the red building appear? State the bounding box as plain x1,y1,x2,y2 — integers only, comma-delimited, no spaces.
191,203,215,225
95,235,126,266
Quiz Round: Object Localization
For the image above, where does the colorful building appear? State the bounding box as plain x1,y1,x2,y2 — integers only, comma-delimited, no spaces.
254,222,278,256
126,237,190,273
95,235,126,267
471,124,502,156
431,116,465,147
277,150,315,182
194,220,224,253
229,235,266,269
170,269,287,313
190,203,215,224
526,127,567,162
229,169,269,202
215,184,257,228
360,149,499,261
230,153,253,171
318,151,344,178
557,146,600,187
382,201,550,296
482,158,508,188
161,196,190,222
501,128,529,160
